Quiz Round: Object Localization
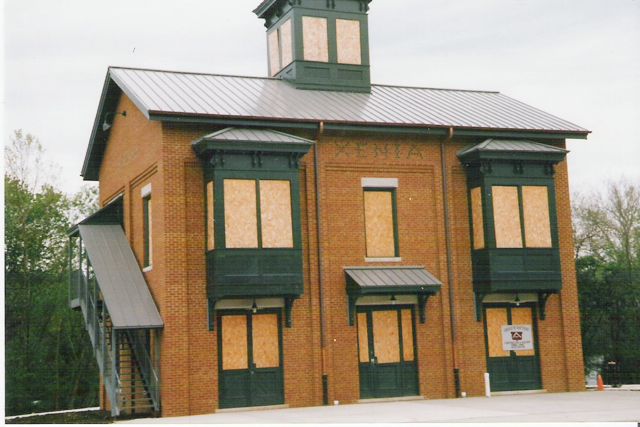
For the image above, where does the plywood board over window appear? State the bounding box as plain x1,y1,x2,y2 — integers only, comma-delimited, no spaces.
252,314,280,368
486,308,509,357
268,30,280,76
224,179,258,248
364,191,395,257
260,180,293,248
207,181,215,251
492,186,523,248
279,19,293,68
511,307,536,356
372,310,400,364
302,16,329,62
357,312,370,363
401,309,414,362
336,19,361,65
471,187,485,250
221,315,248,370
522,186,552,248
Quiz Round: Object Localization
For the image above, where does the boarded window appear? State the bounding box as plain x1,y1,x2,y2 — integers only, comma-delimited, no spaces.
357,312,369,363
401,309,414,362
511,307,536,356
372,310,400,363
260,180,293,248
252,314,280,368
336,19,361,65
268,30,280,76
221,315,248,370
279,19,293,68
224,179,258,248
522,186,552,248
486,308,509,358
492,186,523,248
364,190,396,257
207,181,215,251
302,16,329,62
471,187,485,250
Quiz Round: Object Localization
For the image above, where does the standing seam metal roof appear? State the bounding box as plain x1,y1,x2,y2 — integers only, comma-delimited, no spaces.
79,224,163,329
108,67,588,133
344,266,443,289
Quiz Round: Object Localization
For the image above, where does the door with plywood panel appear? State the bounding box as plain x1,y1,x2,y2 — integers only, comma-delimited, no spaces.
218,310,284,409
357,306,418,399
484,304,542,392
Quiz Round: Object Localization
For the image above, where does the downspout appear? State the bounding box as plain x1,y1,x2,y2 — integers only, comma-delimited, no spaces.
314,121,329,404
440,126,461,397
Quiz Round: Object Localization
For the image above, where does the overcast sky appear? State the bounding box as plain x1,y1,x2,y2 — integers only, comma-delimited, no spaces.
4,0,640,195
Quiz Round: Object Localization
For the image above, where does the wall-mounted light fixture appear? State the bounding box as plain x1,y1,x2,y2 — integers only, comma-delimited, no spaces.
390,295,397,305
102,111,127,131
251,300,258,314
514,293,521,307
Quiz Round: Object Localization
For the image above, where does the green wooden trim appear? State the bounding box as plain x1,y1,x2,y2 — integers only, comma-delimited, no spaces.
363,187,399,258
143,195,151,268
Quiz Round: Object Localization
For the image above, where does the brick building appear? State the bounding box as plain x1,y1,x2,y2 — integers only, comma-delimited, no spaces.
69,0,589,417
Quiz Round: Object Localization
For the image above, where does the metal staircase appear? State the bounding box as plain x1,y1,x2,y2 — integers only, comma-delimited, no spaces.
69,228,161,417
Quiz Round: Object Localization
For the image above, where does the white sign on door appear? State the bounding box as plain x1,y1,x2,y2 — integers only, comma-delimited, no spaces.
501,325,533,351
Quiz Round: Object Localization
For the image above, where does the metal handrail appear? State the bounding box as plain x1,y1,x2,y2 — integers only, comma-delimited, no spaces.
124,330,161,411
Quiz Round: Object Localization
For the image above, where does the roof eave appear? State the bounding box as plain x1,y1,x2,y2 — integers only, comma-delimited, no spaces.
151,110,590,140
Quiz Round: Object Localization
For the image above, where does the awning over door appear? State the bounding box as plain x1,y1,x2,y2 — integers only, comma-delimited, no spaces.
79,224,163,329
345,266,442,325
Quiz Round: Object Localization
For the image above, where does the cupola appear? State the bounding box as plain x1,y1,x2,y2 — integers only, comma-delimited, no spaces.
253,0,372,92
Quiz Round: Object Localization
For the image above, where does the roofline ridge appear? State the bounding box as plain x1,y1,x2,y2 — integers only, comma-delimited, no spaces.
108,65,280,82
372,82,500,94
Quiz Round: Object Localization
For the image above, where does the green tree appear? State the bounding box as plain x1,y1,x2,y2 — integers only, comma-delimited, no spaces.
4,130,99,415
574,180,640,384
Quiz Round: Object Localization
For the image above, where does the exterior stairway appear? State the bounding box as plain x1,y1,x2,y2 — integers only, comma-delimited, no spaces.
69,224,162,417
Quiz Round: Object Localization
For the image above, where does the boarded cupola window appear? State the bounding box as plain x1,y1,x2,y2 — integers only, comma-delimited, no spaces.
268,18,293,76
336,19,362,65
302,16,329,62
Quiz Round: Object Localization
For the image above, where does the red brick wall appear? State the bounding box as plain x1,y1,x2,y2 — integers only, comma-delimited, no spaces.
97,102,585,416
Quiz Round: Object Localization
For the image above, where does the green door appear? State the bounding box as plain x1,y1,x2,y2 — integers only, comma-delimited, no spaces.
218,310,284,409
357,306,419,399
484,305,542,392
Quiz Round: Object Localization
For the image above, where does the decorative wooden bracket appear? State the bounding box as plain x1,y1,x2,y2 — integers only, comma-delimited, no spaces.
417,294,431,323
348,295,358,326
284,297,294,328
209,150,225,168
538,292,552,320
207,297,217,331
475,292,486,322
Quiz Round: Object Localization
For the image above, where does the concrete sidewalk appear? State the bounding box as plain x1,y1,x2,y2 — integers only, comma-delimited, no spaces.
121,390,640,423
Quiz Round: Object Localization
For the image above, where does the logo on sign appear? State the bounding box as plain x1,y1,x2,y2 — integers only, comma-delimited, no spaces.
501,325,533,351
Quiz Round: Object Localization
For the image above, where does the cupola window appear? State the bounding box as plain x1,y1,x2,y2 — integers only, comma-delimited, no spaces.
302,16,329,62
336,19,362,65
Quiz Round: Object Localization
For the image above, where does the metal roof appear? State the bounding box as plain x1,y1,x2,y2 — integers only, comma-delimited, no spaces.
345,266,442,291
79,224,163,329
457,139,569,157
109,67,588,133
196,127,314,145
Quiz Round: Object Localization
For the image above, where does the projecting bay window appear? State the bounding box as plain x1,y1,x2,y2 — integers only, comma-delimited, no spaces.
141,184,152,270
223,179,293,249
491,185,552,249
362,178,399,260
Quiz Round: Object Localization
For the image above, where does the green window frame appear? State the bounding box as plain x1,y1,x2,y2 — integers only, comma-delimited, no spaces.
143,194,152,268
222,178,294,250
363,188,400,258
491,185,553,249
